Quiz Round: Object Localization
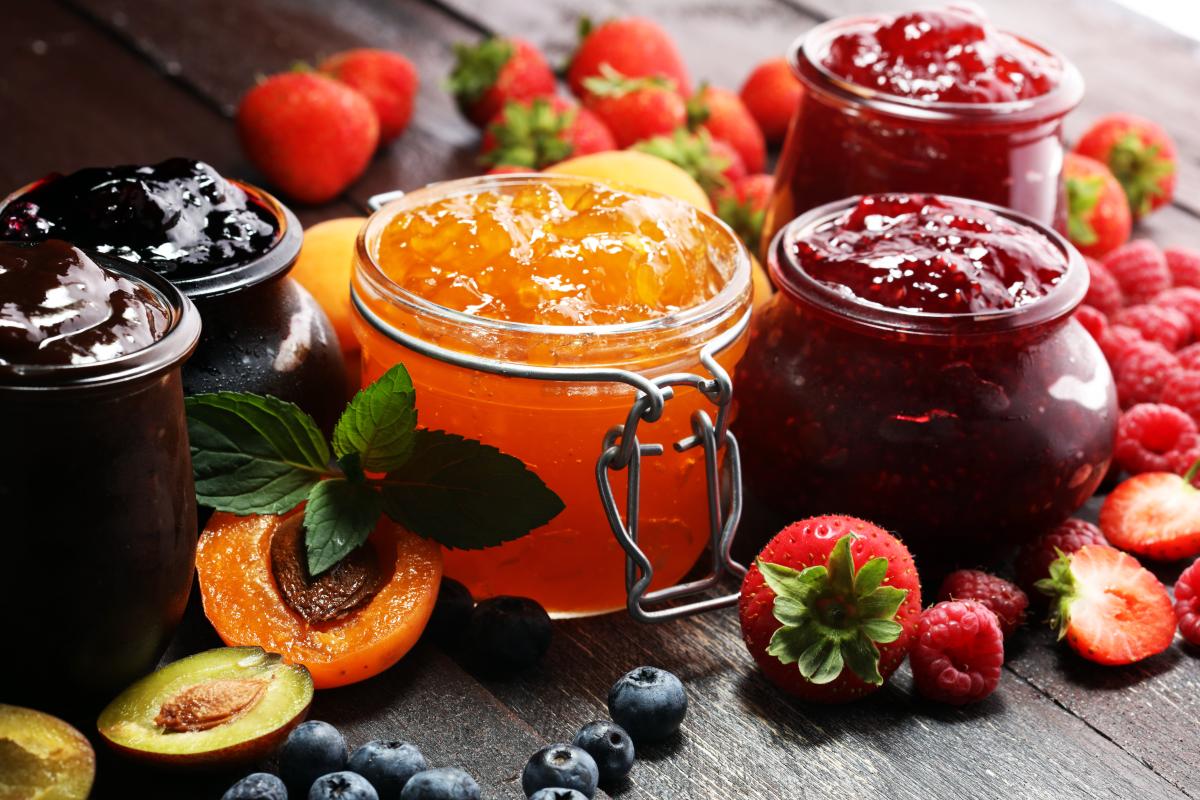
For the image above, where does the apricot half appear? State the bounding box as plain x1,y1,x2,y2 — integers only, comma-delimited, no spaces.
0,705,95,800
196,513,442,689
97,646,312,767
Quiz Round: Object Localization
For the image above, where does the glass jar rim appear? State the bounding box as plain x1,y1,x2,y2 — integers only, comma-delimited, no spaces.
768,194,1090,339
0,178,302,301
354,173,752,343
0,246,202,391
790,14,1085,125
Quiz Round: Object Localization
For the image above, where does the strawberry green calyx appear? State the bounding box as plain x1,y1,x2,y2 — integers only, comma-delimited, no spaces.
758,534,908,686
1066,173,1102,246
684,82,711,129
717,194,765,252
483,98,577,168
582,63,673,98
1034,550,1078,640
633,129,729,194
447,38,515,105
1107,131,1175,217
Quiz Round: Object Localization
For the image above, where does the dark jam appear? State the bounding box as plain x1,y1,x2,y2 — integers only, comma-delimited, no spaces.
764,6,1081,248
0,240,168,366
797,194,1066,313
0,158,276,280
822,6,1060,103
735,194,1116,566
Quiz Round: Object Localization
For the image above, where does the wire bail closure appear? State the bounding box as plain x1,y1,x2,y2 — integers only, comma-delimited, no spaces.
361,189,751,623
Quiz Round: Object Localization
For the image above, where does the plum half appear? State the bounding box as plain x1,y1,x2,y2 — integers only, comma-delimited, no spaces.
0,704,95,800
97,646,312,767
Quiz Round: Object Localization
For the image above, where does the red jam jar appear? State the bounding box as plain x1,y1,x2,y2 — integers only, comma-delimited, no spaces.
735,194,1116,563
764,6,1084,249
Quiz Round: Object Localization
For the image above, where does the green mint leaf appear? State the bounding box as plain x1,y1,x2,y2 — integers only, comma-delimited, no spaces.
304,479,384,575
378,429,564,550
186,393,332,514
332,364,417,473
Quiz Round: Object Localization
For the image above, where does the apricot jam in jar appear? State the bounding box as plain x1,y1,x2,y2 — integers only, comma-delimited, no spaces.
353,176,751,615
735,194,1116,565
764,6,1083,249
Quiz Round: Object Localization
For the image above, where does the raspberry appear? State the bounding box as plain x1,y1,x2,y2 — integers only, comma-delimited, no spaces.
909,600,1004,705
1174,558,1200,646
1084,256,1125,315
1166,247,1200,289
1153,286,1200,339
1103,240,1171,305
937,570,1028,638
1114,402,1200,475
1074,305,1107,342
1098,323,1144,364
1113,339,1181,406
1161,369,1200,423
1015,518,1108,594
1111,304,1191,351
1179,342,1200,372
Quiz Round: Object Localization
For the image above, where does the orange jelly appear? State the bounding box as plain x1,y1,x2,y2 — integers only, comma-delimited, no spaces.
352,176,751,615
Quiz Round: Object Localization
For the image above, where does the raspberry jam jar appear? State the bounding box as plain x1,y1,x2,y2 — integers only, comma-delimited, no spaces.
0,240,201,708
353,175,751,616
0,159,348,431
735,194,1116,563
764,6,1084,249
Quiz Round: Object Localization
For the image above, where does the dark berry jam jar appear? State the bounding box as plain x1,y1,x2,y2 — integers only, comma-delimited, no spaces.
763,7,1084,251
0,241,201,709
0,159,347,431
735,194,1116,565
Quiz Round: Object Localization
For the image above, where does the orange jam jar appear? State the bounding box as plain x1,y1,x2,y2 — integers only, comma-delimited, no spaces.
352,176,752,616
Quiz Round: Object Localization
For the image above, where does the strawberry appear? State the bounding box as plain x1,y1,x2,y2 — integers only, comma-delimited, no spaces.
1036,544,1175,665
739,57,802,144
581,65,686,148
319,49,418,143
1064,152,1131,259
1015,518,1109,596
481,97,615,170
633,129,746,198
237,72,378,205
715,173,773,252
738,515,921,703
1075,114,1177,219
448,37,556,128
1100,461,1200,560
568,17,691,99
687,84,766,174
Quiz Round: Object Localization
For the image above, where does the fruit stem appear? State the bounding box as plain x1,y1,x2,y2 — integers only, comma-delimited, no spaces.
1184,458,1200,486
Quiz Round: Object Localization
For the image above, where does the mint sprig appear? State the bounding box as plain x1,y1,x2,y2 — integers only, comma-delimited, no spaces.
186,364,564,575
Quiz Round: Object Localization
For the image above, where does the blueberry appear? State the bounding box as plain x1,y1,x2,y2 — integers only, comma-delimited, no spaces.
348,740,427,797
528,791,589,800
222,772,287,800
571,720,634,784
466,596,552,672
308,771,378,800
398,767,481,800
521,744,599,798
607,666,687,744
279,720,348,795
424,578,474,643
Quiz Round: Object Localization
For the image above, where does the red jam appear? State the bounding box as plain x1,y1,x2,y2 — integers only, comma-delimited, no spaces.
735,194,1116,566
822,6,1060,103
797,194,1066,313
763,7,1082,249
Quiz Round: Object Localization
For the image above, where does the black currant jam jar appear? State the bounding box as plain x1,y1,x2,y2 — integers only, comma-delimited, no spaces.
0,159,348,431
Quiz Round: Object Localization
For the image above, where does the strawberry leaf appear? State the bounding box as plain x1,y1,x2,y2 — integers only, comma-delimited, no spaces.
797,638,843,685
1066,174,1102,246
842,634,883,685
446,38,515,105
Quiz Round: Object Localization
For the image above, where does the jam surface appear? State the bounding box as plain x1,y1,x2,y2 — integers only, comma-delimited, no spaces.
821,6,1061,103
791,194,1067,314
0,240,169,366
0,158,277,279
375,181,724,326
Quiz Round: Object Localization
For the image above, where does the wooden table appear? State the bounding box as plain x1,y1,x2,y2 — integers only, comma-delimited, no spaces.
6,1,1200,798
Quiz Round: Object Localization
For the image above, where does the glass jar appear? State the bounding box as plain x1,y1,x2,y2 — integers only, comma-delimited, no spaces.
735,196,1116,565
0,251,201,708
352,175,752,616
763,14,1084,251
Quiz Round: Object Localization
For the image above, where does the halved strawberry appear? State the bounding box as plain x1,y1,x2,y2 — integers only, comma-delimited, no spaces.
1036,544,1175,665
1099,464,1200,560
